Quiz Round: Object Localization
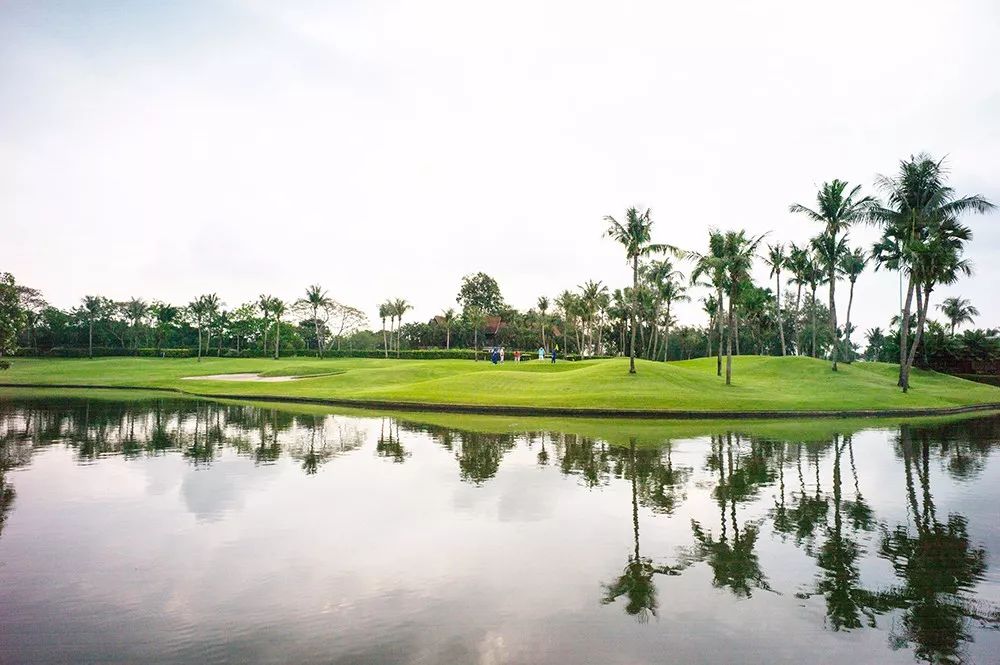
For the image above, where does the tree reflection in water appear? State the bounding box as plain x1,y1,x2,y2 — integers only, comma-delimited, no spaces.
1,396,998,662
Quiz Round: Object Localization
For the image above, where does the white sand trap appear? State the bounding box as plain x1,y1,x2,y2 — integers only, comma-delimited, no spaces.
181,373,298,382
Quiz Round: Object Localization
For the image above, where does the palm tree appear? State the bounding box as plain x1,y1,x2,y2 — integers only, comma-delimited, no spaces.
869,154,994,391
764,243,788,356
579,280,609,356
802,252,828,359
537,296,549,351
298,285,334,357
864,327,885,362
271,298,286,359
200,294,221,354
378,301,390,358
790,180,874,371
785,243,810,355
720,230,766,385
555,290,577,355
688,230,728,376
467,306,485,360
938,297,979,336
80,295,105,359
149,302,178,353
810,232,847,358
258,294,274,355
392,298,411,358
603,207,675,374
439,308,456,349
660,278,688,361
187,296,209,362
124,298,149,350
838,248,867,361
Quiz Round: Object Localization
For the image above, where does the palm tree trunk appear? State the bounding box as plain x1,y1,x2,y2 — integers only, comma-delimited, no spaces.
540,318,546,351
314,306,323,358
196,324,202,362
716,286,724,377
664,302,671,362
726,290,734,385
810,289,818,358
382,319,388,358
474,326,479,361
829,266,839,371
88,319,94,359
844,279,856,363
446,327,451,350
775,272,786,356
899,276,915,390
794,284,803,355
904,284,931,382
629,255,638,374
735,313,741,356
274,317,280,359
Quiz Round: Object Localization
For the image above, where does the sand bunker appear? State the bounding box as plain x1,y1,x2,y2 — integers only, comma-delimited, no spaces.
181,373,298,383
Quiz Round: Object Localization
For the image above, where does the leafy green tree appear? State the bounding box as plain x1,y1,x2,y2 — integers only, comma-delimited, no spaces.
15,285,45,353
790,180,874,371
456,272,505,316
0,273,25,370
764,243,788,356
870,154,994,391
938,297,979,336
604,207,674,374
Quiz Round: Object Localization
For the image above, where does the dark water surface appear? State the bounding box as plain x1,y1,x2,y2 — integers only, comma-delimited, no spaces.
1,392,998,665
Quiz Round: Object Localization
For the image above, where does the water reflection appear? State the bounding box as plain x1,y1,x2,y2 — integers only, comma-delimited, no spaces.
1,394,999,664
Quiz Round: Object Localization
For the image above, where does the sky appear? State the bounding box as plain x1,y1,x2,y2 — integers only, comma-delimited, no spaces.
2,0,999,334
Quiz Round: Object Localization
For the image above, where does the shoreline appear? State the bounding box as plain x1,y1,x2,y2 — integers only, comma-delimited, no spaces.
3,382,999,421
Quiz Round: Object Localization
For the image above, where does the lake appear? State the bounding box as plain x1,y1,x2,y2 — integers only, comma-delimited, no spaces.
1,391,998,664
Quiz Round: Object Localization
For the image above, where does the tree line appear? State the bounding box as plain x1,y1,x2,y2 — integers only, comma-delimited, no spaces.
1,153,994,390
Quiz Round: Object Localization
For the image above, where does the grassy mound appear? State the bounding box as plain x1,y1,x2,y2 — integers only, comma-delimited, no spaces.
2,355,998,414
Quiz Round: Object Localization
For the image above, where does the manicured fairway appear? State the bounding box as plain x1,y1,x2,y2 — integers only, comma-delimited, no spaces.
2,355,999,415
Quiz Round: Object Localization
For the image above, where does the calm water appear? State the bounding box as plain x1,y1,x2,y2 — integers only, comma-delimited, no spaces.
1,393,998,665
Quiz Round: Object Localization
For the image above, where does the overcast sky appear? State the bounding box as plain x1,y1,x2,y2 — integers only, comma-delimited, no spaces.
3,0,998,334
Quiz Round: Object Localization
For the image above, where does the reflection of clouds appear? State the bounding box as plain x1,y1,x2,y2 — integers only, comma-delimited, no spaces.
180,456,281,522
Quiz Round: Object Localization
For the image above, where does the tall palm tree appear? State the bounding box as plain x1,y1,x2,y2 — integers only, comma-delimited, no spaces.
579,280,609,356
124,298,149,350
149,302,178,353
271,298,286,359
537,296,549,351
439,308,456,349
688,230,728,377
785,243,810,356
810,232,848,359
869,154,994,391
764,243,788,356
838,248,867,361
200,294,221,354
720,230,766,385
80,295,105,359
555,290,577,355
258,294,274,355
938,297,979,336
604,207,675,374
378,301,390,358
298,285,334,357
660,278,688,361
790,180,874,371
802,252,828,359
392,298,411,358
187,296,209,362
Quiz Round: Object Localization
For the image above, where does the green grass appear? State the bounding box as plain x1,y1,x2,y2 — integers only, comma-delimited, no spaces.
2,355,999,415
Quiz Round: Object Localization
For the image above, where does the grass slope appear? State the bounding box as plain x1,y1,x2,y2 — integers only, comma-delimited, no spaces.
2,355,999,414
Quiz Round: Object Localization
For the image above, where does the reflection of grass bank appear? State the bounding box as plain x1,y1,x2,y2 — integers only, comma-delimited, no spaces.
4,387,995,448
2,355,1000,417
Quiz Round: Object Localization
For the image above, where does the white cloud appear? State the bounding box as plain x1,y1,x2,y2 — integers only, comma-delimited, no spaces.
2,0,998,333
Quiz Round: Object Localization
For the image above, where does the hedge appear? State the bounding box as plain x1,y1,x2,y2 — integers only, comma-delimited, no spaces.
13,347,608,361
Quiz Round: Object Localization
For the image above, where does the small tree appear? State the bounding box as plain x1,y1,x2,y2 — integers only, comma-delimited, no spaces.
0,273,25,370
